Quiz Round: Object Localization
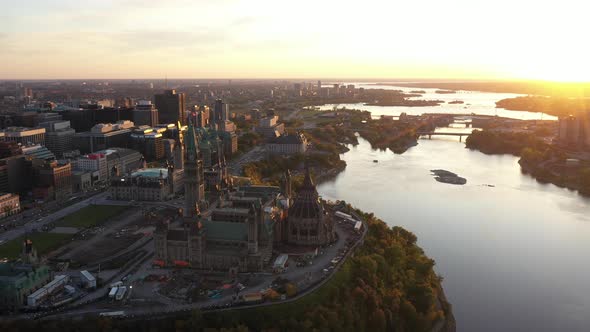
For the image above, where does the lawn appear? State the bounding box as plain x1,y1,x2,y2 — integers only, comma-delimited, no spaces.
58,204,128,228
0,232,73,260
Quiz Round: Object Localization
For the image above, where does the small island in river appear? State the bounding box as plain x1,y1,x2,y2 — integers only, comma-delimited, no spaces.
448,100,464,104
431,169,467,185
435,90,457,94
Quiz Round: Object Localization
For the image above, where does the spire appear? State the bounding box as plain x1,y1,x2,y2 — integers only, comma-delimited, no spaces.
185,120,199,161
302,162,314,189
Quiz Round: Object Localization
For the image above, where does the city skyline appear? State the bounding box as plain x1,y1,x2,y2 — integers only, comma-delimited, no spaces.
2,0,589,82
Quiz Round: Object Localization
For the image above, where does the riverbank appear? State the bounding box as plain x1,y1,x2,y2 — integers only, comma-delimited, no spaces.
496,95,590,117
465,129,590,195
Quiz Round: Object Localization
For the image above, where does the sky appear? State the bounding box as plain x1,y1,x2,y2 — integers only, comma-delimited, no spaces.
1,0,589,81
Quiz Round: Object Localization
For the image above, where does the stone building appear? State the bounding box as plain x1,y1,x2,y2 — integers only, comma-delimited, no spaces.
109,167,183,201
0,241,51,312
287,166,335,246
153,121,283,272
266,132,307,155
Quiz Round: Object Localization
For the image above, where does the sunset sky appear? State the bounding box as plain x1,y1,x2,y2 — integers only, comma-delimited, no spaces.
1,0,588,81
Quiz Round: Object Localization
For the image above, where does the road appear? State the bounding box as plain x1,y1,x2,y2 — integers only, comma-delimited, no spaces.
0,191,109,243
228,146,265,175
39,212,367,320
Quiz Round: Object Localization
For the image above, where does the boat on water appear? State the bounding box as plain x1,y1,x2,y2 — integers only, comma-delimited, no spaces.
373,160,378,163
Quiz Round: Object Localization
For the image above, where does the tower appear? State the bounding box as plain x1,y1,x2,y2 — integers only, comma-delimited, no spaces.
154,89,186,125
247,202,259,254
183,121,205,219
283,169,292,201
173,122,184,170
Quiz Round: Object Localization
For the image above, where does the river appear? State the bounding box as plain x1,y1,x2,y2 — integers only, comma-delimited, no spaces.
318,82,557,120
315,83,587,331
317,135,590,331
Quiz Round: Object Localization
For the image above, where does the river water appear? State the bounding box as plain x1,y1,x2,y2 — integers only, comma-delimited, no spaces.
315,84,588,331
319,82,557,120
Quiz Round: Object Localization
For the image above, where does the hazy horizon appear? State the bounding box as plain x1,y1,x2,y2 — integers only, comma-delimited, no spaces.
2,0,589,82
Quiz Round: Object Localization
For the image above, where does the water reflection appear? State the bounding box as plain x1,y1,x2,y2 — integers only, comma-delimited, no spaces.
317,137,590,331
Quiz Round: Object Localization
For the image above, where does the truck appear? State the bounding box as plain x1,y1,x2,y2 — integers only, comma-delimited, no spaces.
335,211,352,220
115,286,127,301
108,287,118,299
109,281,123,288
354,221,363,233
99,311,125,317
241,293,263,304
80,270,96,289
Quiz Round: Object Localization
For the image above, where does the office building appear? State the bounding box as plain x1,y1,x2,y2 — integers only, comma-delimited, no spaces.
73,120,134,153
256,115,285,138
110,167,183,201
74,153,108,183
155,90,185,125
130,127,165,161
266,133,308,155
41,121,75,157
2,127,46,146
0,193,20,218
32,160,72,201
133,100,159,127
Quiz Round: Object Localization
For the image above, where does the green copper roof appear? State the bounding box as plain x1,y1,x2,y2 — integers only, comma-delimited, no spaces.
202,220,248,242
185,121,198,156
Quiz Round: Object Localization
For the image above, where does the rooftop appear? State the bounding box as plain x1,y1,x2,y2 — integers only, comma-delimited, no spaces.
131,168,168,179
202,220,248,242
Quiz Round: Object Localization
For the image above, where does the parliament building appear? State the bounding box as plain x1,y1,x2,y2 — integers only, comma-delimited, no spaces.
154,121,335,272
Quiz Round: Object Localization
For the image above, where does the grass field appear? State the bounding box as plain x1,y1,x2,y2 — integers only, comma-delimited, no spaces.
58,204,128,228
0,233,73,260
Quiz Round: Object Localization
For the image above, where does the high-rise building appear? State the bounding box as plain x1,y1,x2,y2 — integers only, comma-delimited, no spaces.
155,90,186,125
213,99,229,125
41,121,75,158
133,100,159,127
